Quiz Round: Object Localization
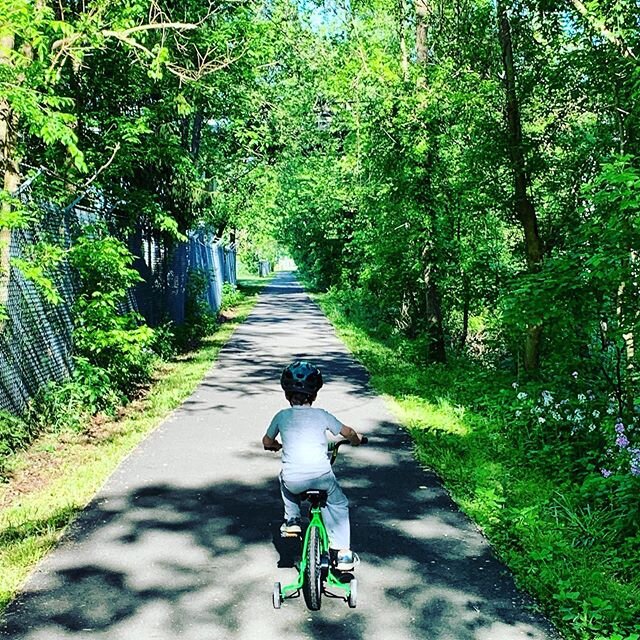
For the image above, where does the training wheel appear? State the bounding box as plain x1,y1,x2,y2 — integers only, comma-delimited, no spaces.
273,582,282,609
348,578,357,608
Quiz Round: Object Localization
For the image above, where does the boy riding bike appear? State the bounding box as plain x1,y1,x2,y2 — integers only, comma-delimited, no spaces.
262,360,364,571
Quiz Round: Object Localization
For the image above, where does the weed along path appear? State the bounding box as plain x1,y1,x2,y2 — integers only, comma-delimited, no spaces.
1,272,560,640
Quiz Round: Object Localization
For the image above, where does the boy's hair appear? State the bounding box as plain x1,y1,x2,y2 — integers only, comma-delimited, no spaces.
286,390,317,406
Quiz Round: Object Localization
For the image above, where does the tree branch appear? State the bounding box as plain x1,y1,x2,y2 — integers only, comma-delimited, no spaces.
101,21,200,39
568,0,636,59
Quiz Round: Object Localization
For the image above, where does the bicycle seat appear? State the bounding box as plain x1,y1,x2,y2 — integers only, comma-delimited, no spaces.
300,490,328,507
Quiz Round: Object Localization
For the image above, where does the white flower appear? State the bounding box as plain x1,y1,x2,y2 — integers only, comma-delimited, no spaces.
572,371,579,378
592,410,600,418
515,410,522,418
577,393,586,403
541,390,554,406
517,392,528,401
512,382,519,389
538,417,546,424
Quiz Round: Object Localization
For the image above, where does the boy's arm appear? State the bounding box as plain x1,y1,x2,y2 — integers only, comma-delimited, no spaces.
339,424,364,446
262,433,282,451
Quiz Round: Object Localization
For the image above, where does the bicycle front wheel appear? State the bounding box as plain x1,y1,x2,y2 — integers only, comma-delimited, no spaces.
302,526,322,610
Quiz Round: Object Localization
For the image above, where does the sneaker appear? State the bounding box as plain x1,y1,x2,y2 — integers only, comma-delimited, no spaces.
280,518,302,536
334,549,355,572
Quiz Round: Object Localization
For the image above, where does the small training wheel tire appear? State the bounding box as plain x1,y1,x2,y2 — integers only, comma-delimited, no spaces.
273,582,282,609
348,579,357,608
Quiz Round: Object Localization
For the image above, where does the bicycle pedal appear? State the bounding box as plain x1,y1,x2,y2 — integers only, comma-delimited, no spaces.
280,531,300,538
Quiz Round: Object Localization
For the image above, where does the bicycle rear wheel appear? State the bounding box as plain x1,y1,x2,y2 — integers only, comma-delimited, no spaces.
302,526,322,610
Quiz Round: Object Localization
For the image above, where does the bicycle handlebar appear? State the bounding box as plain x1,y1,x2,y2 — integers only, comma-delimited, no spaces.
329,436,368,465
330,436,368,449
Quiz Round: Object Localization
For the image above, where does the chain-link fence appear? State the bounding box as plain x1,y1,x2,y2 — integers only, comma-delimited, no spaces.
131,228,237,326
0,194,236,415
0,206,77,414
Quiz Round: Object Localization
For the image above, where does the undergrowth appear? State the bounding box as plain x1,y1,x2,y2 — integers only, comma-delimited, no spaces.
316,289,640,640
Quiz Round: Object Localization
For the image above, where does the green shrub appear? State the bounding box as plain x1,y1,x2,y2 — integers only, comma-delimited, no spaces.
150,322,178,360
0,412,33,477
220,283,245,310
68,229,156,397
174,268,218,349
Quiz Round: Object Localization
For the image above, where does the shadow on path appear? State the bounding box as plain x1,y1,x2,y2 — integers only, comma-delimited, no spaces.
0,273,559,640
3,427,556,639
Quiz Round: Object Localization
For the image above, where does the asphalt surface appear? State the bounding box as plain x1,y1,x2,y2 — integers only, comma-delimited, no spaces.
1,272,561,639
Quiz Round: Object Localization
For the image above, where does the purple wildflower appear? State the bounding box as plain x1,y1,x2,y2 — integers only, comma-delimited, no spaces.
630,450,640,477
615,422,625,434
616,434,630,448
601,468,612,478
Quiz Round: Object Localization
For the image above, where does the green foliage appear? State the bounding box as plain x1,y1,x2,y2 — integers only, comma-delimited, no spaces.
318,289,640,639
220,282,245,311
149,322,178,361
1,0,640,635
0,412,33,476
68,229,155,396
19,357,121,439
173,268,218,350
11,242,66,305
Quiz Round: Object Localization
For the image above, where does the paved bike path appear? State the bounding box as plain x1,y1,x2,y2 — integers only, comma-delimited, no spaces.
1,272,560,640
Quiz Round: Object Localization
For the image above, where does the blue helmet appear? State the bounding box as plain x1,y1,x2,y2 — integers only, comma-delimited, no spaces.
280,360,323,396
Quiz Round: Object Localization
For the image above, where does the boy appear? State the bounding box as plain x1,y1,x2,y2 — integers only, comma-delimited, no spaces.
262,360,364,571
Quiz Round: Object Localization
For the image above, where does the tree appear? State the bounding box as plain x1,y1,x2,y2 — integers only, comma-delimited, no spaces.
496,1,544,372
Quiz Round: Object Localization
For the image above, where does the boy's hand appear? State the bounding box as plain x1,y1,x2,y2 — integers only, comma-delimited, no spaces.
262,434,282,451
339,425,364,446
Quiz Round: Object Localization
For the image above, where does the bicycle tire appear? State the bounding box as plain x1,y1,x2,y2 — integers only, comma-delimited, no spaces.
302,526,322,610
348,578,357,608
273,582,282,609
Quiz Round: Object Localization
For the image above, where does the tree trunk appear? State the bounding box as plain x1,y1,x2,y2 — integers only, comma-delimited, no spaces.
617,250,639,414
396,0,409,81
190,111,204,158
460,276,469,350
423,260,446,363
496,1,543,372
415,0,431,64
0,33,20,323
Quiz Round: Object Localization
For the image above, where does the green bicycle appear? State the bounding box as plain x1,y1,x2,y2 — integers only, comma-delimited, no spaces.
272,437,367,611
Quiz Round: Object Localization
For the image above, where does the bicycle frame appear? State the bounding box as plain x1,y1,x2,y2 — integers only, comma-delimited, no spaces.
279,503,352,601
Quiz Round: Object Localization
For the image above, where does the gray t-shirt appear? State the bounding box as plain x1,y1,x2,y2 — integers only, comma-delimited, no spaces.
266,406,343,476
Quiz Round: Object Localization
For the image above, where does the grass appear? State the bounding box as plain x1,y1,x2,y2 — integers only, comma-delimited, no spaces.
314,290,640,640
0,276,269,613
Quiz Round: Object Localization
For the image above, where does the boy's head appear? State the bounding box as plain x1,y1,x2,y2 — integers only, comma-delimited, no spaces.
280,360,323,406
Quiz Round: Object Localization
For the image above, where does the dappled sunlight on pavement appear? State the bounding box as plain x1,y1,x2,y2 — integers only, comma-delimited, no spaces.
1,272,559,640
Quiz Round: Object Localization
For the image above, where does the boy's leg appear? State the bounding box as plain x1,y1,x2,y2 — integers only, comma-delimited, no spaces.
279,472,302,522
281,471,351,551
319,473,350,550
